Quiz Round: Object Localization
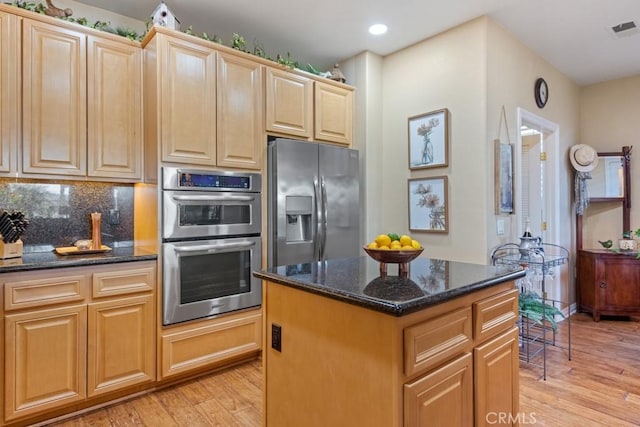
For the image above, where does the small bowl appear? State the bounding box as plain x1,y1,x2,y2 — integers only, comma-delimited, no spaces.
75,240,92,250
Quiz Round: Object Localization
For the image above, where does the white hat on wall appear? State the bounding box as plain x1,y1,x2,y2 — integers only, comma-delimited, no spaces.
569,144,599,172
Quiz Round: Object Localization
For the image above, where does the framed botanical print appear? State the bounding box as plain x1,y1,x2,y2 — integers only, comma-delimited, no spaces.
408,109,449,170
408,176,448,233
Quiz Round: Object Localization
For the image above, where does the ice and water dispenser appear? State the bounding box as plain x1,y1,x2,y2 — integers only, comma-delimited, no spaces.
285,196,312,242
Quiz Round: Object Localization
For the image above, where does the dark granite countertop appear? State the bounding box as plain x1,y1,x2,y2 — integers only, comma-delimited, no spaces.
0,245,157,273
254,256,525,316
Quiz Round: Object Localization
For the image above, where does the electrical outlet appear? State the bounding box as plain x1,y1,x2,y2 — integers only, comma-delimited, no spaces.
497,218,505,235
108,209,120,225
271,323,282,352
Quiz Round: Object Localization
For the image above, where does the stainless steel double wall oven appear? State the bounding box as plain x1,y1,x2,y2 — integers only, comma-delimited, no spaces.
161,167,262,325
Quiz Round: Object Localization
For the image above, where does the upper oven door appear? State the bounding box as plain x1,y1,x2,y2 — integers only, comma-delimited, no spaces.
163,190,261,240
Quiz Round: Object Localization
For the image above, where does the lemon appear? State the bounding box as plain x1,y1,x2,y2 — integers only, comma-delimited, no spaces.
401,245,414,250
368,242,378,249
399,235,412,246
411,239,421,249
375,234,391,247
390,240,401,249
378,245,390,250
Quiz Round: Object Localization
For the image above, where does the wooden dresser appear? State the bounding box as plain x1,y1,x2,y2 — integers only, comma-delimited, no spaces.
576,249,640,321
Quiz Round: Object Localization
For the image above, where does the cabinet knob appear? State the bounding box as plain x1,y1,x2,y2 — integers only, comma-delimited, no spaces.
599,281,607,288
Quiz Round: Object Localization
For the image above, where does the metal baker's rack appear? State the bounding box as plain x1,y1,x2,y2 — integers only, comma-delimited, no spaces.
491,242,571,380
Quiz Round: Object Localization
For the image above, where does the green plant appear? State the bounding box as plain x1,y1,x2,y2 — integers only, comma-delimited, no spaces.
519,292,565,331
231,33,246,51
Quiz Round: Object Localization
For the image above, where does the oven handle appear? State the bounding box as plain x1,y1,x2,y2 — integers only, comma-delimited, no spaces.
171,195,256,202
173,241,256,253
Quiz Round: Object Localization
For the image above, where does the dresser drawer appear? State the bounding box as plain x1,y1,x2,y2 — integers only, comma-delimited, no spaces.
473,288,518,343
404,306,472,377
92,263,156,298
4,274,87,311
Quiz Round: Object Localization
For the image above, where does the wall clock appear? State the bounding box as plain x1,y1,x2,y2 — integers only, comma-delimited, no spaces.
534,77,548,108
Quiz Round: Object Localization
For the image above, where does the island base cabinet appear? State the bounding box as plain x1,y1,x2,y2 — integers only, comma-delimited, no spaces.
4,305,87,421
474,326,519,427
404,353,473,427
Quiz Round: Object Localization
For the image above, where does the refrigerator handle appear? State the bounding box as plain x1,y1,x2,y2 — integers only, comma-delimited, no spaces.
314,177,322,259
320,176,328,260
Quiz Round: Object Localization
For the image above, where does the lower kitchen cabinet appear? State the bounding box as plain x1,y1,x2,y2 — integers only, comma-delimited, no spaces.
0,261,156,425
4,304,87,421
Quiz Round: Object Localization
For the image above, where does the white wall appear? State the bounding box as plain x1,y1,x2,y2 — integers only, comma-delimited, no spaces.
54,0,146,33
580,75,640,247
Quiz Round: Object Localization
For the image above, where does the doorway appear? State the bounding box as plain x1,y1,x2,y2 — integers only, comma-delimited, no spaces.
516,108,562,300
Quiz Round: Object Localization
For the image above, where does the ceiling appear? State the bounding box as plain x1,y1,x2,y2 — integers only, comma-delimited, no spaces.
78,0,640,86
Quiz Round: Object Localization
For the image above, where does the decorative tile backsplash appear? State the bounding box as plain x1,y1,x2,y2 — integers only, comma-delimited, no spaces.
0,178,134,251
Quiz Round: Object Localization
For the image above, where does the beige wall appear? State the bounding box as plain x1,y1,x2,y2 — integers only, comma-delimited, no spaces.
55,0,146,33
347,17,581,270
580,75,640,248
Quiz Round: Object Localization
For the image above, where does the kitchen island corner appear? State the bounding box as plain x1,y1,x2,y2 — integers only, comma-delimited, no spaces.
254,256,525,427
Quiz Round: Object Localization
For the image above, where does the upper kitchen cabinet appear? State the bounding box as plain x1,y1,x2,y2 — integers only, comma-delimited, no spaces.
217,52,263,169
0,4,143,182
143,27,263,173
22,18,87,177
153,33,217,167
265,67,354,146
87,35,143,180
0,11,19,176
265,67,313,139
314,81,353,146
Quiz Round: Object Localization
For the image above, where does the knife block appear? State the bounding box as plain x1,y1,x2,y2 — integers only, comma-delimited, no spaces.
0,239,23,259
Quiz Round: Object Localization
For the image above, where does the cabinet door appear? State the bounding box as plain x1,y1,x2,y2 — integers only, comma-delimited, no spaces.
159,35,216,166
216,52,263,170
600,258,640,311
474,326,519,427
22,18,86,176
404,353,473,427
4,305,87,421
87,35,142,181
0,11,19,175
265,67,313,138
87,294,155,397
314,81,353,146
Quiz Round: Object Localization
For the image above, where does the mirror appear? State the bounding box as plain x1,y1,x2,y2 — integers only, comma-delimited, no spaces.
587,155,625,199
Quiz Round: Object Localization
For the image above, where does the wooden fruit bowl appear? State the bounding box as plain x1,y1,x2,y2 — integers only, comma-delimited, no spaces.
362,246,424,276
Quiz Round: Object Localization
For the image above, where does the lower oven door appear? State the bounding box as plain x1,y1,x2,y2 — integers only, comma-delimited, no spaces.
162,236,262,325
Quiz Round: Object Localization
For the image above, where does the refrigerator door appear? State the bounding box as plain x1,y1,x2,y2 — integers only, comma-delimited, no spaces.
268,139,320,267
319,144,360,261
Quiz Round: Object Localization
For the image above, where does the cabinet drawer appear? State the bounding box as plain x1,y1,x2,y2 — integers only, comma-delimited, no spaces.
4,274,87,311
92,264,155,298
404,307,472,377
473,289,518,343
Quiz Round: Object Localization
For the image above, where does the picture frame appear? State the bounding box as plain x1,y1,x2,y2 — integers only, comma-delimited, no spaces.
408,108,449,170
494,140,514,214
408,176,448,233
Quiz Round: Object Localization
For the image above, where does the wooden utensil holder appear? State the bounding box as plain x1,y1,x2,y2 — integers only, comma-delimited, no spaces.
0,239,23,259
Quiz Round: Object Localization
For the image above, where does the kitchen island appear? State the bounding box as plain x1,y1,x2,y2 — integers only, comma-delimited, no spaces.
254,256,525,427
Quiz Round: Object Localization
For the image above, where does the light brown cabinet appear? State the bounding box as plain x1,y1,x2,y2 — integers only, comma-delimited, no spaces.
145,28,263,172
22,18,87,176
314,81,353,145
265,67,314,138
0,10,19,175
0,5,143,181
263,280,519,426
1,261,156,424
576,249,640,321
265,67,354,146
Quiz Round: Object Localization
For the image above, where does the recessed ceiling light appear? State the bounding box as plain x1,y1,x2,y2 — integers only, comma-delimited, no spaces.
369,24,388,35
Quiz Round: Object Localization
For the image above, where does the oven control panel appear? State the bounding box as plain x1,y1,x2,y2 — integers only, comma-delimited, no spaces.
162,167,261,192
179,172,251,190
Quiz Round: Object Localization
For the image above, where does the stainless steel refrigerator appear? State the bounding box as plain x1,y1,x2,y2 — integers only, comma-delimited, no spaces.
267,138,360,267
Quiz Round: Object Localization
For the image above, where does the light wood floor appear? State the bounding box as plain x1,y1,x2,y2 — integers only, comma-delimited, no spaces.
49,313,640,426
